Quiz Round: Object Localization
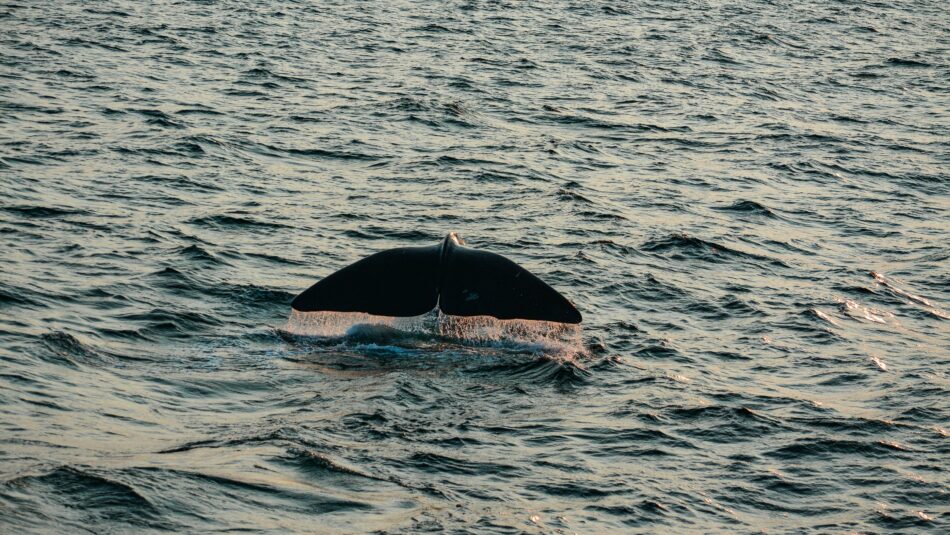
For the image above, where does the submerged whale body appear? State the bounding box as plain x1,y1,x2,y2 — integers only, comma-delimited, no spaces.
292,233,582,324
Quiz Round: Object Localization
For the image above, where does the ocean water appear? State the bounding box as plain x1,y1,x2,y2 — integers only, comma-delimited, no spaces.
2,0,948,532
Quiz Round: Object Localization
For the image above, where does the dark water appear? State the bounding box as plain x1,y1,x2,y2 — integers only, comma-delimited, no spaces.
2,0,949,532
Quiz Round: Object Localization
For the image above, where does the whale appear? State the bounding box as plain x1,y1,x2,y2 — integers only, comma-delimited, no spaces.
292,232,582,324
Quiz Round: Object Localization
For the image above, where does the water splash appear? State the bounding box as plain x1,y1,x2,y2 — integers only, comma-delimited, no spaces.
281,309,584,357
437,313,582,351
282,309,438,338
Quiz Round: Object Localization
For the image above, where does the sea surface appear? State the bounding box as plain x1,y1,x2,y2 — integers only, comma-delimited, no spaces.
2,1,948,533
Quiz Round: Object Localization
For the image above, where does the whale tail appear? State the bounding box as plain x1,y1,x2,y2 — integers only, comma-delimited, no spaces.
291,233,582,324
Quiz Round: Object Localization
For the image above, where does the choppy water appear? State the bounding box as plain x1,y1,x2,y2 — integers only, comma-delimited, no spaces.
2,0,949,532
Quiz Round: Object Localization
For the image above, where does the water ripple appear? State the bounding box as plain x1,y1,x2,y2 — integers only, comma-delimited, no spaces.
1,0,947,532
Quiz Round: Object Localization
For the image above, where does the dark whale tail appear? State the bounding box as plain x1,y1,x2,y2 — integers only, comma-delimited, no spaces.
291,233,582,324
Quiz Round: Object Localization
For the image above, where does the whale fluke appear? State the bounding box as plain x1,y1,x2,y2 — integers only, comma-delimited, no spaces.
292,233,582,324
